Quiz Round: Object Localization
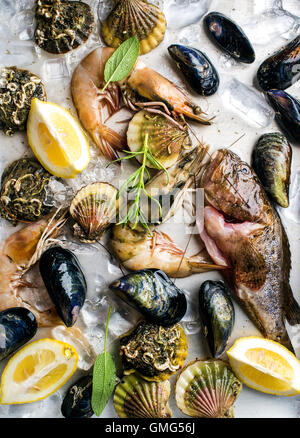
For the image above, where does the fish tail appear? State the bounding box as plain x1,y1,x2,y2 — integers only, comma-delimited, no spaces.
284,285,300,326
278,330,295,354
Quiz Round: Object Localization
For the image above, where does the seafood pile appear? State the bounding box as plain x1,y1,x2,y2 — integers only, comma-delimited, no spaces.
0,0,299,419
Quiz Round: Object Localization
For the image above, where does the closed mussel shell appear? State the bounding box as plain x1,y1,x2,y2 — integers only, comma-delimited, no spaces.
168,44,219,96
204,12,255,63
199,280,234,358
257,35,300,91
39,246,87,327
267,89,300,144
0,308,37,361
109,269,187,326
252,132,292,208
61,375,93,418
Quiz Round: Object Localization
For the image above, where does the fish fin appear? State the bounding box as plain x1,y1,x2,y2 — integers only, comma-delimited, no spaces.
233,241,267,290
284,285,300,326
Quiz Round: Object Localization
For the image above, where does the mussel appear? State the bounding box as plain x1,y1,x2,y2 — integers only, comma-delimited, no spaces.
34,0,95,54
252,132,292,208
101,0,166,54
39,246,87,327
109,269,187,326
0,308,37,361
199,280,234,358
114,373,172,418
127,110,192,169
204,12,255,64
0,158,54,225
120,321,188,381
168,44,219,96
69,182,118,242
175,359,242,418
267,89,300,144
0,67,46,135
257,35,300,91
61,375,93,418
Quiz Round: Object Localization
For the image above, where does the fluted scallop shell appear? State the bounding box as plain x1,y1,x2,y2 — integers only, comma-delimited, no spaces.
175,359,242,418
114,373,172,418
70,182,118,242
127,110,192,169
101,0,166,54
120,321,188,381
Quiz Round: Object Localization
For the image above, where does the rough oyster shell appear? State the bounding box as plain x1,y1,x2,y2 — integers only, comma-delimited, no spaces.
114,373,172,418
127,110,192,169
101,0,166,54
175,359,242,418
70,182,118,242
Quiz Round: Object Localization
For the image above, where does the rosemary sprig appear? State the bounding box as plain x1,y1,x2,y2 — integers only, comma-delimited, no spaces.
111,133,169,234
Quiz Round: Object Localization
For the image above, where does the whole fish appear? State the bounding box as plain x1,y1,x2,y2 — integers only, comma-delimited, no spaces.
199,149,300,350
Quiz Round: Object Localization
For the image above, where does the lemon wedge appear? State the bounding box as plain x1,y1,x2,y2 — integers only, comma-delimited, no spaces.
27,98,90,178
227,336,300,396
0,338,78,404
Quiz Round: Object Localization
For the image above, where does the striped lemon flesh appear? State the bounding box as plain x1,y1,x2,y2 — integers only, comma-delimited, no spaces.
227,336,300,396
27,98,90,178
0,338,78,404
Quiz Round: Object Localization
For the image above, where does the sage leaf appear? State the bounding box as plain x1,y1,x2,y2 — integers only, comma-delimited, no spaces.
103,36,139,90
91,307,116,417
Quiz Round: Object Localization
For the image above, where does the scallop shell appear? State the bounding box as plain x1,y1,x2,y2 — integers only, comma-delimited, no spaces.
175,359,242,418
101,0,166,55
120,321,188,381
127,110,192,169
114,373,172,418
70,182,118,242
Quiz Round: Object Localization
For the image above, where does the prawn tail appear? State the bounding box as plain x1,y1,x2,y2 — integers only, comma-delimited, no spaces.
93,125,125,161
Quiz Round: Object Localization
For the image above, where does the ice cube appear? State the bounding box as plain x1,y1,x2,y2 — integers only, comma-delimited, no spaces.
181,289,201,334
108,311,135,339
278,170,300,224
165,0,212,29
0,41,37,67
281,0,300,18
10,10,35,40
220,78,275,128
178,23,201,45
43,58,70,81
81,296,111,327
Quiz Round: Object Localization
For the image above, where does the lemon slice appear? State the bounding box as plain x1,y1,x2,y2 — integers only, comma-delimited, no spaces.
0,338,78,404
227,336,300,396
27,98,90,178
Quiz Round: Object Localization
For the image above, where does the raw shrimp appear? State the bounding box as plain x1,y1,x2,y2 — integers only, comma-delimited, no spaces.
0,211,66,326
71,47,125,161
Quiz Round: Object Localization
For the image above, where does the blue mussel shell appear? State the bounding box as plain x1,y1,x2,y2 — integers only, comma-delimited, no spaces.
61,375,93,418
0,307,37,361
110,269,187,326
39,246,87,327
168,44,219,96
204,12,255,64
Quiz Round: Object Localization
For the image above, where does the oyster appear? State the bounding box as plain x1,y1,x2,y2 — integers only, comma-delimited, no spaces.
70,182,118,242
34,0,94,54
0,158,54,225
0,67,46,135
114,373,172,418
0,308,37,361
101,0,166,55
120,321,188,381
199,280,234,358
257,35,300,91
252,132,292,208
61,375,93,418
175,359,242,418
110,269,187,326
127,110,192,169
204,12,255,64
267,89,300,144
39,246,87,327
168,45,219,96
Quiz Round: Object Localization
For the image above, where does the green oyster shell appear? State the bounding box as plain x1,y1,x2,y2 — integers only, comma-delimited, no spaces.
0,67,46,135
114,373,172,418
119,320,188,381
175,359,242,418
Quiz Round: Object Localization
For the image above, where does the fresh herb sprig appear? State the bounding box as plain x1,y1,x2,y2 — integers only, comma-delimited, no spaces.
111,134,170,234
91,307,116,417
101,36,140,92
